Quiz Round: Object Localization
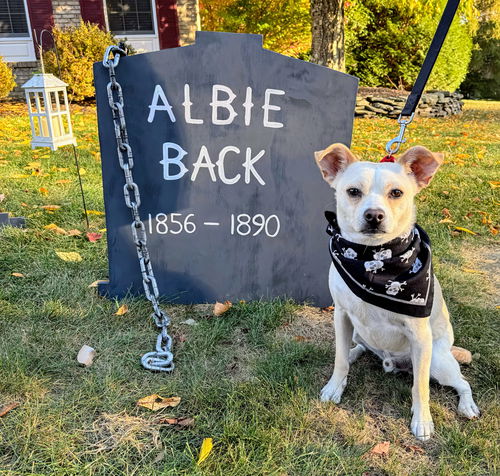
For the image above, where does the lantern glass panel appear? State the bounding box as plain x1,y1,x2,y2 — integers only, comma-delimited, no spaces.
29,92,36,112
61,115,69,136
58,91,66,111
50,91,59,112
37,93,46,112
33,117,41,136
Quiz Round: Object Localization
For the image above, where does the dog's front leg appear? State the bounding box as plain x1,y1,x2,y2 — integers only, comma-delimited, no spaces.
320,306,353,403
408,319,434,441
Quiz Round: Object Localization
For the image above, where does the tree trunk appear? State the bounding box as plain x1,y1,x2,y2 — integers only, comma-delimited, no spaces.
310,0,345,71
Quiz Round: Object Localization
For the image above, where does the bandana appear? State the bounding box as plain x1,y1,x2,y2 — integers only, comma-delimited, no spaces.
325,211,434,318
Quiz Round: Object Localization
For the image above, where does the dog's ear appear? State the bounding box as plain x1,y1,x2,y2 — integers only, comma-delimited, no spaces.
398,146,444,189
315,143,358,186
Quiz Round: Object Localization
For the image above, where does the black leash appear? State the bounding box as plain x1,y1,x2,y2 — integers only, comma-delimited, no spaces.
385,0,461,156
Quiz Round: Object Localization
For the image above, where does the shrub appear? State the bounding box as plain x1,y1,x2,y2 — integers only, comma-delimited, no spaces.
0,57,16,98
44,22,117,101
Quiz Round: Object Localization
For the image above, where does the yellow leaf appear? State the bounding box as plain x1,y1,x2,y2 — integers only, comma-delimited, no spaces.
39,187,49,196
136,394,181,411
454,227,478,235
114,304,129,316
26,161,41,168
86,210,105,216
197,438,213,465
488,181,500,189
55,179,72,184
66,229,82,236
213,300,232,316
11,272,25,278
438,218,454,224
10,174,30,179
44,223,67,235
462,268,486,275
41,205,61,211
56,251,82,262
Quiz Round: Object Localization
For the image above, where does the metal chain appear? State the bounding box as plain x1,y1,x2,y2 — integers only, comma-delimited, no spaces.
103,45,174,372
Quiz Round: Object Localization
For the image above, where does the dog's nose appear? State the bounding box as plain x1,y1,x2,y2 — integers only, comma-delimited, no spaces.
364,208,385,226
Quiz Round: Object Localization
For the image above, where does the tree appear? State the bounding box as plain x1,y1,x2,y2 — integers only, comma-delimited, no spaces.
310,0,345,70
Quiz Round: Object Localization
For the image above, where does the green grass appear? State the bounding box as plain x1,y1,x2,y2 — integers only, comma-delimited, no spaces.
0,100,498,475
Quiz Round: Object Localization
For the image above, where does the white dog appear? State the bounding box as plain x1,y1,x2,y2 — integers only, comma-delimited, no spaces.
315,143,480,441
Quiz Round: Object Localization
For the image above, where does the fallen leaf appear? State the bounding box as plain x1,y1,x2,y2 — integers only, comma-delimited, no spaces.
44,223,67,235
11,272,25,278
41,205,61,211
441,190,449,195
89,280,107,288
10,174,30,179
488,181,500,189
454,226,478,235
321,305,335,312
442,208,451,218
86,210,105,216
489,226,499,236
86,232,103,242
114,304,129,316
213,300,232,316
405,445,425,454
26,161,41,168
0,402,20,417
197,437,213,465
137,394,181,411
55,179,72,184
56,251,83,262
438,218,454,224
67,229,82,236
293,335,310,342
157,417,195,427
39,187,49,195
365,441,390,457
0,194,5,202
462,268,486,275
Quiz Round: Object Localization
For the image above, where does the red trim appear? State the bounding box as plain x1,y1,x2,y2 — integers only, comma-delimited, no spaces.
156,0,180,49
79,0,106,29
381,155,396,163
27,0,54,53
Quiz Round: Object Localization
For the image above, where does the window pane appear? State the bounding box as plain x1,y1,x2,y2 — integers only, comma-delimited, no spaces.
106,0,154,35
0,0,29,37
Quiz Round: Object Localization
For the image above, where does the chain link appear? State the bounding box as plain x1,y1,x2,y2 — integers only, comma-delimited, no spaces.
103,45,174,372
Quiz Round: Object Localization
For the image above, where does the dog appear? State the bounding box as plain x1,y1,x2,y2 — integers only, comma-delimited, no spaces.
315,143,480,441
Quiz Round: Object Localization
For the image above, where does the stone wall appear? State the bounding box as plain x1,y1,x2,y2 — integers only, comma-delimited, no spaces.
52,0,82,29
177,0,200,45
356,91,464,118
9,62,40,98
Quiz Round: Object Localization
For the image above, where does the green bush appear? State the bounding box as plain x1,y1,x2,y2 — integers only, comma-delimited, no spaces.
345,0,477,91
0,57,16,98
44,22,117,102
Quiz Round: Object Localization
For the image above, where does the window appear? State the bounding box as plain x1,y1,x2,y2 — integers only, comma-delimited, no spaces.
0,0,29,37
106,0,154,35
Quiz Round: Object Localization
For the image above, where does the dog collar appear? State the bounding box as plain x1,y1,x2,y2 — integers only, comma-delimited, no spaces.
325,211,434,318
381,155,396,163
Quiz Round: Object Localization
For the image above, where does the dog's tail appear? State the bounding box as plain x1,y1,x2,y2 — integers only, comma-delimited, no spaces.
451,346,472,364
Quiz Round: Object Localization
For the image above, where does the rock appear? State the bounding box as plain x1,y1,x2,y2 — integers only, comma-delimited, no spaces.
77,345,96,367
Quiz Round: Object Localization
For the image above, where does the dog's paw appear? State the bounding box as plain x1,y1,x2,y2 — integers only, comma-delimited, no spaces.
320,377,347,403
458,395,480,419
411,418,434,442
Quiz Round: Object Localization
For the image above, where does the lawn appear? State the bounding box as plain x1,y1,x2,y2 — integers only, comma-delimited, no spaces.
0,99,498,476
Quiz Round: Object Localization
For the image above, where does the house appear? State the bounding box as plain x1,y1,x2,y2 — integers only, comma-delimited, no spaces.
0,0,200,96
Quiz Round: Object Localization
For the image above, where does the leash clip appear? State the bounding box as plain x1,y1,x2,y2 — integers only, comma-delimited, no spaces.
385,113,415,155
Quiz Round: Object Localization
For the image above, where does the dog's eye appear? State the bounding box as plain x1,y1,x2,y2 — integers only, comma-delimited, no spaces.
347,188,362,197
390,189,404,198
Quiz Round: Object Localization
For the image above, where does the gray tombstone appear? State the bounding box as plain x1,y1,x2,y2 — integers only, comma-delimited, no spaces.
94,31,358,307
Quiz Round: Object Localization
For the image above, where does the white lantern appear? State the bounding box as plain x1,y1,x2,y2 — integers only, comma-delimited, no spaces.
21,73,77,151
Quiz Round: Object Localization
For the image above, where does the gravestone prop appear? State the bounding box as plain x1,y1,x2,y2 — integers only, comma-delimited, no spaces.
94,31,358,307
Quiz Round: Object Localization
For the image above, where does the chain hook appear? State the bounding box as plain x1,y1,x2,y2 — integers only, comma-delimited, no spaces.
385,113,415,155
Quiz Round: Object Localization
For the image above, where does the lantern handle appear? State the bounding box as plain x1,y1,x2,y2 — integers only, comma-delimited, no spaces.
33,29,62,78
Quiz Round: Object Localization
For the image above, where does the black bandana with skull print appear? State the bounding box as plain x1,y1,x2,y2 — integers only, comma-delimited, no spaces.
325,211,434,318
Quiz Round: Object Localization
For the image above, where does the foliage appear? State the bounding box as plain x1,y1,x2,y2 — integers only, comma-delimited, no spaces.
43,22,117,102
345,0,477,91
461,0,500,99
0,57,16,98
199,0,311,57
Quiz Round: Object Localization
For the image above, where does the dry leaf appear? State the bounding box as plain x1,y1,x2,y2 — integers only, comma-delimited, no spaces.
366,441,390,457
11,272,25,278
461,268,486,275
489,226,499,236
157,417,194,427
293,335,310,342
44,223,67,235
39,187,49,196
86,232,103,242
55,179,72,184
115,304,129,316
488,181,500,189
197,437,213,465
10,174,30,179
89,280,107,288
0,193,5,202
454,226,478,235
439,218,454,224
406,445,425,454
86,210,105,216
41,205,61,211
67,229,82,236
136,394,181,411
0,402,20,417
213,300,232,316
321,306,335,312
442,208,451,218
56,251,83,262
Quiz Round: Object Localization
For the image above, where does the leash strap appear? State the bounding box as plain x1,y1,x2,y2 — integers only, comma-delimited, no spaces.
401,0,460,117
385,0,460,156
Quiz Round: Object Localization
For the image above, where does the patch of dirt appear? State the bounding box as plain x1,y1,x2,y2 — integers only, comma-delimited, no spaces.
276,305,334,343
